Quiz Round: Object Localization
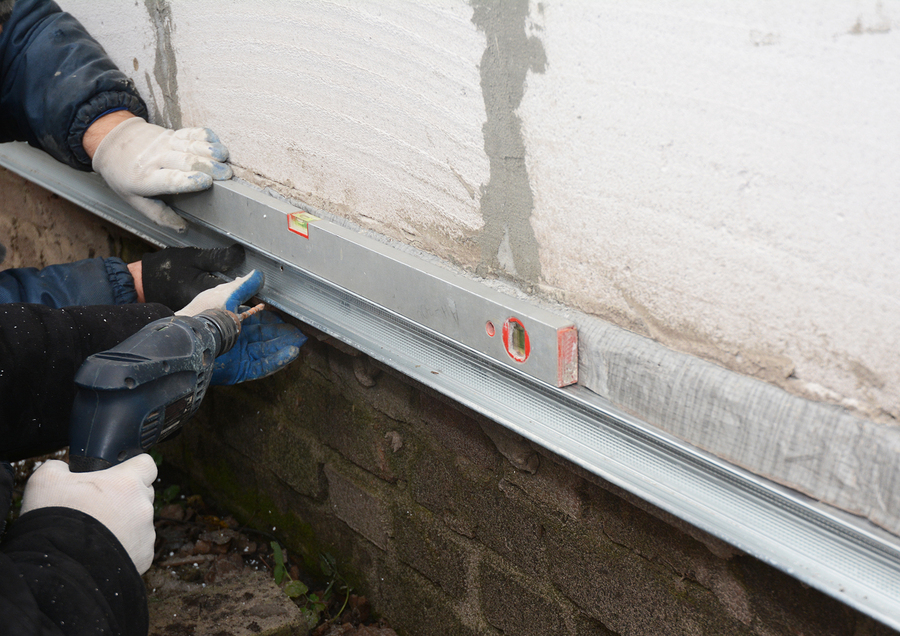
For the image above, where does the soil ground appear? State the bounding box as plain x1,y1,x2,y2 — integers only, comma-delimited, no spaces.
9,454,397,636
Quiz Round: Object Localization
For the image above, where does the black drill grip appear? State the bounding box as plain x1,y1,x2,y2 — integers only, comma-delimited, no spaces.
69,310,241,472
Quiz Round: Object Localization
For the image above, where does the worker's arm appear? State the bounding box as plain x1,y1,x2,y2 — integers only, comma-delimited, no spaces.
0,460,151,636
0,245,246,309
0,0,148,169
0,302,173,461
0,257,140,307
0,1,231,232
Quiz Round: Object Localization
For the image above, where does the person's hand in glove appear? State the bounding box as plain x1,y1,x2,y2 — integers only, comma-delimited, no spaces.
175,269,265,316
175,270,306,382
128,244,246,309
84,111,232,233
19,455,158,574
211,309,307,385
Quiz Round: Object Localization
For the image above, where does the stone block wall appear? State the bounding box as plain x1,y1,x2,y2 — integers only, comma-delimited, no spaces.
163,331,896,636
0,167,139,268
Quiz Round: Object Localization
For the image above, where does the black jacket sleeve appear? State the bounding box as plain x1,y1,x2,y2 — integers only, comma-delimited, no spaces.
0,302,172,461
0,0,149,169
0,506,149,636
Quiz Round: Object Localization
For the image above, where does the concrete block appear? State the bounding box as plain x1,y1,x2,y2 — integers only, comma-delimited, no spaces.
411,447,549,578
478,555,567,636
206,386,328,501
316,401,399,483
393,506,468,599
417,392,500,473
327,348,421,427
410,450,492,539
324,464,392,550
501,453,587,520
471,482,548,579
283,355,401,483
540,444,741,560
355,362,423,426
545,522,750,636
267,438,328,503
732,554,868,636
369,554,486,636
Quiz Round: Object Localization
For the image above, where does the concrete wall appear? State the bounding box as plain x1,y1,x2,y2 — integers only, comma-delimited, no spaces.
69,0,900,424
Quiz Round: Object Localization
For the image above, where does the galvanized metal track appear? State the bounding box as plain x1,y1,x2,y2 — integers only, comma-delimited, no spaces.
2,141,900,630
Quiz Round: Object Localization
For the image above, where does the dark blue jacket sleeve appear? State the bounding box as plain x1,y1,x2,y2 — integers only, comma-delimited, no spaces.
0,0,149,169
0,506,149,636
0,302,172,460
0,257,137,306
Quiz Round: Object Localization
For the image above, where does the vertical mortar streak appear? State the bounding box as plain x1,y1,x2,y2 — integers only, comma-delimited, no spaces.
471,0,546,285
144,0,182,130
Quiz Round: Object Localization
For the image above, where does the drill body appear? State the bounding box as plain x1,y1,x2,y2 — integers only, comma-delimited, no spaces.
69,309,241,472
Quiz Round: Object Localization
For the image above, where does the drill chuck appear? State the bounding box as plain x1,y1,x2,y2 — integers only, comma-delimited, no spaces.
195,308,242,356
68,309,241,472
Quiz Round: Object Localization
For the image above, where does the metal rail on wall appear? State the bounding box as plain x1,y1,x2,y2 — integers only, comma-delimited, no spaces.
2,141,900,630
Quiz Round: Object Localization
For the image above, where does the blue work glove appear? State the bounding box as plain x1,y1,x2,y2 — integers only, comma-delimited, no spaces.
210,310,307,385
175,270,264,316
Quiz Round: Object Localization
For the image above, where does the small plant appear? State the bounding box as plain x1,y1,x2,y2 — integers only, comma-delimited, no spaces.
153,484,181,513
318,552,352,619
270,542,352,628
271,541,325,628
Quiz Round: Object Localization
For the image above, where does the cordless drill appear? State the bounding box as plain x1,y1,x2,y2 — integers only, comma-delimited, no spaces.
68,308,242,473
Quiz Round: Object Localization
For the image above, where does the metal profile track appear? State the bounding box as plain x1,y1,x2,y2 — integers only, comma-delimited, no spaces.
2,141,900,630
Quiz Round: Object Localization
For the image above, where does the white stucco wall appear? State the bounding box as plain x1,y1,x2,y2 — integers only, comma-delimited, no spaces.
71,1,899,425
520,1,900,423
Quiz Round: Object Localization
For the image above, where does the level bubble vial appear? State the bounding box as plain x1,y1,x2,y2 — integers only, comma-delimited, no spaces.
502,317,530,363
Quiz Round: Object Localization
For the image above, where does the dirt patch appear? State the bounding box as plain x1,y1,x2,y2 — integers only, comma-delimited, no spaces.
147,471,397,636
8,455,397,636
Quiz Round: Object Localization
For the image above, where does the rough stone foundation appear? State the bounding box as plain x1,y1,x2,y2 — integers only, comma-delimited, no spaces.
2,167,897,636
0,166,140,268
164,332,898,636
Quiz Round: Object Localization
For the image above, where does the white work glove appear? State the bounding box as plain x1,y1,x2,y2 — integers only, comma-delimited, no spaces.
92,117,233,233
20,455,158,574
176,269,264,316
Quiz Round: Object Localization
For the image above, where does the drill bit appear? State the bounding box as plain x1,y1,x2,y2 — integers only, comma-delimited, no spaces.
240,303,266,321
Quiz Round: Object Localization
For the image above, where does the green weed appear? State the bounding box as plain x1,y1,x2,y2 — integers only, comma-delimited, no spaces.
270,541,351,628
